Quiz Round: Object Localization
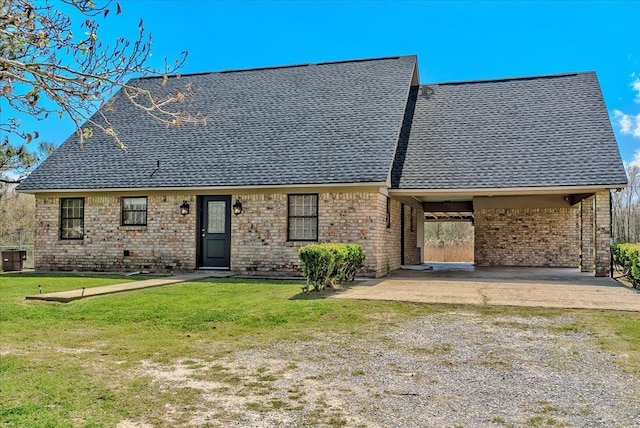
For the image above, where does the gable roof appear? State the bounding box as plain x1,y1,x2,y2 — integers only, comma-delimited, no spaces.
392,72,628,190
18,55,417,192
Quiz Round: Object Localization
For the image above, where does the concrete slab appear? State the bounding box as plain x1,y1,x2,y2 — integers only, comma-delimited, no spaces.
25,272,228,303
334,266,640,311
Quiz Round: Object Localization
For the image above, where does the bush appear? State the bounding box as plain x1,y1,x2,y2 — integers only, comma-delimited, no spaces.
298,244,334,291
323,243,349,288
298,243,366,291
611,243,640,288
342,244,365,282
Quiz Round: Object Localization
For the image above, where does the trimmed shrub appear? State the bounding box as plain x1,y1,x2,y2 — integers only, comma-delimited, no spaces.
323,243,349,288
342,244,365,282
298,243,366,291
611,243,640,288
298,244,334,291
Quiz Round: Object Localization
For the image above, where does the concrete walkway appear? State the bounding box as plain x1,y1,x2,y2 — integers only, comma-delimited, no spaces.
26,272,229,303
334,264,640,312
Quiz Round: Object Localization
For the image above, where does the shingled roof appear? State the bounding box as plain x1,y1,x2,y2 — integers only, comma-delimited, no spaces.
392,72,628,190
18,60,627,193
18,55,417,191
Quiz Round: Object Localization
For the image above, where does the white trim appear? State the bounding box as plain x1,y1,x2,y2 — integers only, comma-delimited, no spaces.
19,182,627,196
389,184,625,196
18,181,388,194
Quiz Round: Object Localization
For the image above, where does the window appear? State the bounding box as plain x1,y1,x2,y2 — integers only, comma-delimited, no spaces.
121,197,148,226
60,198,84,239
386,197,391,228
288,194,318,241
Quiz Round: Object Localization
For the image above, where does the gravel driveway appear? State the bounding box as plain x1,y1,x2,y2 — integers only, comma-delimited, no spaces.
136,313,640,427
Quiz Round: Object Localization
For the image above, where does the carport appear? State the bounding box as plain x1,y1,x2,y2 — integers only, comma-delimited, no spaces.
390,73,627,277
392,188,615,276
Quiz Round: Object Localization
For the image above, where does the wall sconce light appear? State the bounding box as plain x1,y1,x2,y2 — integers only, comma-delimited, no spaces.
232,198,243,216
180,200,190,216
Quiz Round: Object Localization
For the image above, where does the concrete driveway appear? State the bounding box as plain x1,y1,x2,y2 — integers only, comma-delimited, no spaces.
334,263,640,311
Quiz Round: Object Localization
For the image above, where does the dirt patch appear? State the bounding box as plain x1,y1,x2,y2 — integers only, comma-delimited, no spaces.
116,420,154,428
135,314,640,427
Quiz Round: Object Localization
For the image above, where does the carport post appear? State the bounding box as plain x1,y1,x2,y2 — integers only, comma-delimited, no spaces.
593,191,612,277
580,197,595,273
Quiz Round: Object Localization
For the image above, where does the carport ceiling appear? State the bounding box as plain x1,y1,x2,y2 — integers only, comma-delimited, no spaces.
424,212,474,221
423,201,474,221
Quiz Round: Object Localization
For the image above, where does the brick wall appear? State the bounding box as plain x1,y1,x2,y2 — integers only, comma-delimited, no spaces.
377,197,401,274
35,194,196,272
231,192,417,277
231,192,383,276
594,190,611,277
580,197,595,272
474,206,579,267
402,204,421,265
35,191,411,277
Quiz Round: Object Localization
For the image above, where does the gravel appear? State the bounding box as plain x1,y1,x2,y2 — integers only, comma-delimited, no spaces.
140,313,640,427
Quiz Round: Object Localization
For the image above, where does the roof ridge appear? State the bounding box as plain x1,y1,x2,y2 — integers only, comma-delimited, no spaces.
316,54,413,66
135,55,416,80
428,71,593,86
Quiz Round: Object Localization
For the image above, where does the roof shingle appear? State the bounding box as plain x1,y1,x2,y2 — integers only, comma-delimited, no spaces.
392,72,628,189
18,55,417,191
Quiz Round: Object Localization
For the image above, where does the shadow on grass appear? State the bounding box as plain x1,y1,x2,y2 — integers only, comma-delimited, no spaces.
0,272,166,280
288,279,372,301
612,276,640,294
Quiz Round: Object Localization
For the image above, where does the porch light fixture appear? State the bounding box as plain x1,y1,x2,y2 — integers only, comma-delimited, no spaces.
233,198,243,216
180,200,190,216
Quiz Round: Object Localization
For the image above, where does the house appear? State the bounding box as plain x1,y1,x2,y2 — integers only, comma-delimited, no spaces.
16,55,628,277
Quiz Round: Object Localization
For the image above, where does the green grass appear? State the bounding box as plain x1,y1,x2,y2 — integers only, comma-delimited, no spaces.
1,273,639,427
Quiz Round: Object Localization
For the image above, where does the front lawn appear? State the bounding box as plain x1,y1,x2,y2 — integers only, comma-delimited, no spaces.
1,274,639,427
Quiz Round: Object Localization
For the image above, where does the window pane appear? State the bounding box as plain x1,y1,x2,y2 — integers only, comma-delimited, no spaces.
136,211,146,225
289,196,300,216
208,201,226,233
61,198,84,239
62,218,82,239
298,217,316,240
289,195,317,217
122,197,147,225
289,218,304,240
288,194,318,241
123,197,146,211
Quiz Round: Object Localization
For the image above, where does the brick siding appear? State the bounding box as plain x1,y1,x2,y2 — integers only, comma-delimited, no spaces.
593,191,611,277
580,197,595,272
34,195,196,272
474,206,580,267
34,191,418,277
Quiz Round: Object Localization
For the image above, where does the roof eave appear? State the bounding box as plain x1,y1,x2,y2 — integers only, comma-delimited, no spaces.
17,181,389,195
389,183,627,197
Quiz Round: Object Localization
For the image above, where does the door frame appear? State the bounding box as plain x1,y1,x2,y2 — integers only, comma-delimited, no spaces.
196,195,232,269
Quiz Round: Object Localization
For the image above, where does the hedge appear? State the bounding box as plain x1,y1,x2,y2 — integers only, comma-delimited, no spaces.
298,243,365,291
611,243,640,289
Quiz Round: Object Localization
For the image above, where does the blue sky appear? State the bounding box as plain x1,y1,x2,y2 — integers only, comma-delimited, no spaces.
9,0,640,166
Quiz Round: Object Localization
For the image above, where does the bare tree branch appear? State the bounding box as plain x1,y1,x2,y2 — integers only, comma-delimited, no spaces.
613,164,640,243
1,0,207,182
0,0,206,148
